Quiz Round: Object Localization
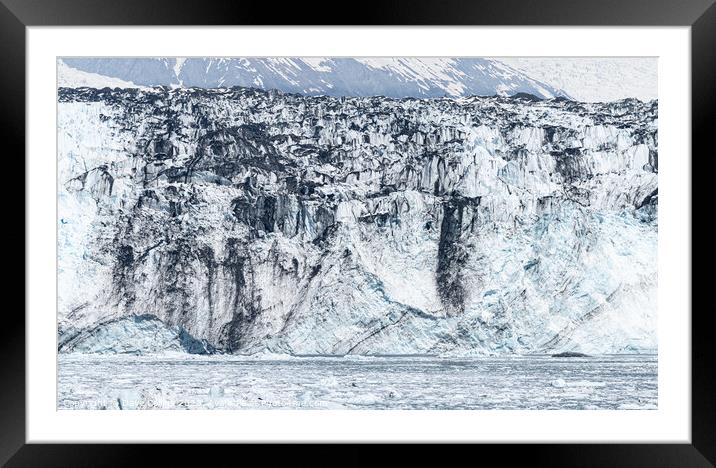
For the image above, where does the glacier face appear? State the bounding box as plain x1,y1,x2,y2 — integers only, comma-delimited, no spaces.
59,314,214,355
60,57,568,99
57,87,657,355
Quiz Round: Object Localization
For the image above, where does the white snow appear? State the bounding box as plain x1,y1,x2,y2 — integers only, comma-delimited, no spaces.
57,59,144,89
300,57,334,72
496,57,657,102
173,57,187,86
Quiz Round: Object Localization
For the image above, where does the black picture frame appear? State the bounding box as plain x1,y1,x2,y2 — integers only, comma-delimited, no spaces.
3,0,713,465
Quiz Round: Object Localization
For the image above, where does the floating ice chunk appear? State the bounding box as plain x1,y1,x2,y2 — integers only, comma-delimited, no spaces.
618,403,657,410
352,393,382,405
567,380,606,388
116,389,142,410
551,378,566,388
318,376,339,387
208,386,225,398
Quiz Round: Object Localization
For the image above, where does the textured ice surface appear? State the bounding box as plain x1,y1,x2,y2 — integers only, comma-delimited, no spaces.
57,88,658,356
58,354,657,410
59,314,214,355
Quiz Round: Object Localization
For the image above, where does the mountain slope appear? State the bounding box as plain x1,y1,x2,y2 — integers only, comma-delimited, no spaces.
57,59,144,89
498,57,657,102
60,57,569,99
57,87,657,356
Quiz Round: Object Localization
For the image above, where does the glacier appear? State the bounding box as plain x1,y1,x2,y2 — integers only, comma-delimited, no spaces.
57,86,657,356
59,314,214,355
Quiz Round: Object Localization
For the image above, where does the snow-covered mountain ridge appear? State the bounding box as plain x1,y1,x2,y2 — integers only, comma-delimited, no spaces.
60,57,569,99
498,58,657,102
57,86,657,356
57,59,144,89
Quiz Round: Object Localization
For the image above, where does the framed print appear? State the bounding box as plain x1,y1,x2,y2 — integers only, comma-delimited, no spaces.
4,0,713,465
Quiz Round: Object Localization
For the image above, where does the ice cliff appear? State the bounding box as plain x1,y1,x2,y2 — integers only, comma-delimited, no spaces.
57,87,657,355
